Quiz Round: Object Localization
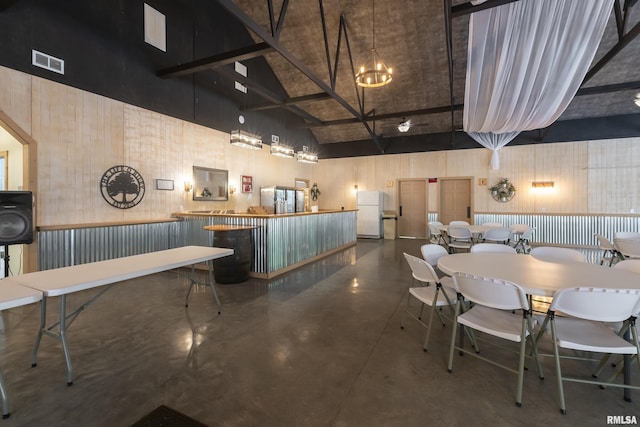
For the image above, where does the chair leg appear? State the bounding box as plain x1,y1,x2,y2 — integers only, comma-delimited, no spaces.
526,318,544,380
400,293,412,330
447,301,461,373
515,320,527,407
550,318,567,414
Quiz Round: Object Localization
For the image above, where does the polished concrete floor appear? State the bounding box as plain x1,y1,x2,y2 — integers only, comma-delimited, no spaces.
0,239,637,426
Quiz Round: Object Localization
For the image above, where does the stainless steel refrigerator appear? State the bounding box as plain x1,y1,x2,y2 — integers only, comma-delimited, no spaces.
356,191,383,238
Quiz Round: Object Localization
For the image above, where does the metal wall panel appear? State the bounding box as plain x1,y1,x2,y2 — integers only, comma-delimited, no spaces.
474,213,640,247
37,212,357,274
427,213,639,247
38,222,180,270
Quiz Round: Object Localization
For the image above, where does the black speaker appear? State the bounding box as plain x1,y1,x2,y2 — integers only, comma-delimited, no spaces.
0,191,33,245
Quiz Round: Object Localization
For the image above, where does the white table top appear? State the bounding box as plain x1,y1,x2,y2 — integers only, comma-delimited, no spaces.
0,279,43,310
437,253,640,297
439,225,494,235
10,246,234,297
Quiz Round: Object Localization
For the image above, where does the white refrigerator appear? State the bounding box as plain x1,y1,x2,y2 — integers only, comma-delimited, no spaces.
356,191,383,238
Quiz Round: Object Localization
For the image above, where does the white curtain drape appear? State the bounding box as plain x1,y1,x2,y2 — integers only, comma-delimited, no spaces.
463,0,612,169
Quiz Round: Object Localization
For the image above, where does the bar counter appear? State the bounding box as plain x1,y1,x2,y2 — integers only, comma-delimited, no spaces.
173,209,357,279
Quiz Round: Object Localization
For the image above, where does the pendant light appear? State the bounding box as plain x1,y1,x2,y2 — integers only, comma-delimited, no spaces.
355,0,393,88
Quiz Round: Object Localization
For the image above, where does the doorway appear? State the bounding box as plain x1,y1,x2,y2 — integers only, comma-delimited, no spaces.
438,177,473,225
397,179,427,238
0,111,37,274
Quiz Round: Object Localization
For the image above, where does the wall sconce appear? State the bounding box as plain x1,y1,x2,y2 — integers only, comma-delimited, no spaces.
353,184,359,193
230,130,263,150
229,185,236,195
184,181,192,192
531,181,554,188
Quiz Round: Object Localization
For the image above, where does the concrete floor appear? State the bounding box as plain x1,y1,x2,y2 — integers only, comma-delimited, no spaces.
0,239,636,426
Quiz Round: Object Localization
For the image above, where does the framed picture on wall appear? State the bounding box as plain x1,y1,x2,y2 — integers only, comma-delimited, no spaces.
242,175,253,193
193,166,228,201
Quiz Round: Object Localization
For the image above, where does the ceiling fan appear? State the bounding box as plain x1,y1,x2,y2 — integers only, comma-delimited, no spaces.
381,117,431,135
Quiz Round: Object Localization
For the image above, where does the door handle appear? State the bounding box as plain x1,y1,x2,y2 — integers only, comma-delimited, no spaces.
399,206,403,216
467,206,470,218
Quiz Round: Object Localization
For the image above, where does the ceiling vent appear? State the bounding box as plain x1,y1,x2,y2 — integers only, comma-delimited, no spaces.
32,50,64,75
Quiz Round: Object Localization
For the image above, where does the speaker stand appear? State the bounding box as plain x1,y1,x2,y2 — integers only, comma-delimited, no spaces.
3,245,8,278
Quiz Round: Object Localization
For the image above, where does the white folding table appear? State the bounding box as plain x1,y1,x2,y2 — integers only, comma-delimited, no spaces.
0,281,43,418
10,245,233,386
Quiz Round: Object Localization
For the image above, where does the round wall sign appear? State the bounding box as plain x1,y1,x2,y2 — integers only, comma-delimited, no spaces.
100,165,145,209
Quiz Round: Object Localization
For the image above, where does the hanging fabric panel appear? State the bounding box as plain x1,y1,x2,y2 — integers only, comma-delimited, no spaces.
463,0,613,168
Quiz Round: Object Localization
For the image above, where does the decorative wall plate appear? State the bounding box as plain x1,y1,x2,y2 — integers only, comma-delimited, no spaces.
490,178,516,203
100,165,145,209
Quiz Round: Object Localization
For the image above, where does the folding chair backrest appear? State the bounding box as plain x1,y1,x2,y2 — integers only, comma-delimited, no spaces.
594,233,615,250
403,252,439,284
471,243,517,254
519,227,534,240
549,287,640,323
509,224,530,234
483,227,511,242
614,259,640,274
530,246,586,263
429,221,443,227
428,223,442,237
420,244,448,266
452,273,529,311
448,226,472,240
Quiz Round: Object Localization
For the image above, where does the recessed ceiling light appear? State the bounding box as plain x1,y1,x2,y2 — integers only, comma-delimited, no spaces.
635,93,640,108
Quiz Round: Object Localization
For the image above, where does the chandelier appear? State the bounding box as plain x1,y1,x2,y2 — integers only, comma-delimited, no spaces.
355,0,392,88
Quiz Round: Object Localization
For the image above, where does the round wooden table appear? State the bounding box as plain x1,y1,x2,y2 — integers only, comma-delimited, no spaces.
204,225,258,284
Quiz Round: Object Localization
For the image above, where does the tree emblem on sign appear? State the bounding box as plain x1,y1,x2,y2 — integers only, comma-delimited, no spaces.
100,165,145,209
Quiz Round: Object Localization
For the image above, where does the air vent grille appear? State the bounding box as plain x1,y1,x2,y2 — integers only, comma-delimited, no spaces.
32,50,64,75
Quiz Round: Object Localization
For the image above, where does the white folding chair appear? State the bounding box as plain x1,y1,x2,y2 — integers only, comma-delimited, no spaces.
420,243,449,268
428,221,446,246
614,233,640,260
447,226,473,253
594,233,623,266
543,287,640,414
510,226,534,254
448,273,544,407
482,227,511,245
449,220,470,226
530,246,586,263
401,252,456,352
471,243,517,254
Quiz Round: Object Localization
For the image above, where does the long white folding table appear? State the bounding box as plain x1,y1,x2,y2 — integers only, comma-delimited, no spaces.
9,245,233,387
0,282,43,418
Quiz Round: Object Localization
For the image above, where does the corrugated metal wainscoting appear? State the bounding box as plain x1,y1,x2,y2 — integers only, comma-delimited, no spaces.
428,212,640,248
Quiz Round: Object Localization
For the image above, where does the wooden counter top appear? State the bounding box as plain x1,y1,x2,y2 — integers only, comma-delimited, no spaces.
173,209,356,219
203,225,259,231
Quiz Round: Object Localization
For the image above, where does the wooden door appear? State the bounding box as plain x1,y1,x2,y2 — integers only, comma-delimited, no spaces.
439,178,473,224
397,179,427,238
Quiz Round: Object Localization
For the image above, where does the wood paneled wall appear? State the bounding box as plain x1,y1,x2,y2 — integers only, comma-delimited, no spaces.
2,65,639,228
316,138,640,215
0,66,316,226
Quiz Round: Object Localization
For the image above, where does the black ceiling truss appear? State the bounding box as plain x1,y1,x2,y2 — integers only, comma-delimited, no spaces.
582,0,640,85
158,0,639,151
267,0,288,39
158,0,387,152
